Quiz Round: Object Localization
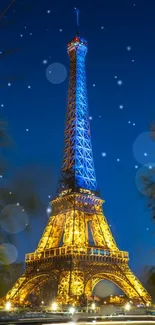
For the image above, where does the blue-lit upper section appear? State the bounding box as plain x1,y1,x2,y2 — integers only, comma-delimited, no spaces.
59,34,98,196
67,36,87,52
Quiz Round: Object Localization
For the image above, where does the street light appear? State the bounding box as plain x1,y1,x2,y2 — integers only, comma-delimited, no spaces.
5,301,11,311
124,302,131,312
92,302,96,310
51,302,57,311
69,307,75,314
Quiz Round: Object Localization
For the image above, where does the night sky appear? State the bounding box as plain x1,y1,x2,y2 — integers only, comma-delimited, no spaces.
0,0,155,278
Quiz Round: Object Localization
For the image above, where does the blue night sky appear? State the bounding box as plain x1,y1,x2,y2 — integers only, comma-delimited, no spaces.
0,0,155,277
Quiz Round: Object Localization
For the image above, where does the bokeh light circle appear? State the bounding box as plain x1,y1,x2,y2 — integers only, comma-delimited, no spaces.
135,163,155,196
0,204,29,234
46,62,67,84
0,243,18,265
133,132,155,165
93,280,117,298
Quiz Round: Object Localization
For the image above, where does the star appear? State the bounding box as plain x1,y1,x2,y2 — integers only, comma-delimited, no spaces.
1,104,4,107
43,59,48,64
47,10,51,14
132,59,135,63
8,82,11,87
101,152,106,157
26,128,29,132
59,29,63,32
144,152,148,156
133,123,136,126
16,203,20,206
148,165,153,169
114,76,117,79
117,80,123,86
146,228,149,231
89,116,93,120
135,165,138,169
128,121,131,124
28,85,31,89
30,33,32,36
93,84,96,87
119,105,123,110
116,158,120,162
20,34,23,38
0,175,3,178
101,26,104,30
126,46,131,51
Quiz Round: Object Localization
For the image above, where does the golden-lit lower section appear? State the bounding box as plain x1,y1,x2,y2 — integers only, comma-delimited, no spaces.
57,271,84,301
0,193,151,306
85,264,151,303
36,193,119,251
37,214,65,251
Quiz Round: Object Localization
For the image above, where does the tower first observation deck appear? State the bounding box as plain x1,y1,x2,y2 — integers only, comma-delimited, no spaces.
0,11,151,306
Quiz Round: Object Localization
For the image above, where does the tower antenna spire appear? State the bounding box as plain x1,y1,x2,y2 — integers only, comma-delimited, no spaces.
75,7,80,36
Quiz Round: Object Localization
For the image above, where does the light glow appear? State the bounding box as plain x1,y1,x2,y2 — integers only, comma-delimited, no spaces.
51,302,57,311
124,302,131,311
69,306,75,314
5,301,11,311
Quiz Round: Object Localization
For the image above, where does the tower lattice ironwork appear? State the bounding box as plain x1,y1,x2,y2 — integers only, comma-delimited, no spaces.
0,11,151,307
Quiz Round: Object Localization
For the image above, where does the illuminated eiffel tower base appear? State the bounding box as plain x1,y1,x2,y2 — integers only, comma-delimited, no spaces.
0,12,151,307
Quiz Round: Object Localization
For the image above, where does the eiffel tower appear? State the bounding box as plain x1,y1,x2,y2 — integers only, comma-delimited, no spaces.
1,11,151,307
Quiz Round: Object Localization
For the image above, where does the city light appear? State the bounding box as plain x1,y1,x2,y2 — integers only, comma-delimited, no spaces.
5,301,11,311
69,306,75,314
91,302,96,310
124,302,131,311
51,302,57,311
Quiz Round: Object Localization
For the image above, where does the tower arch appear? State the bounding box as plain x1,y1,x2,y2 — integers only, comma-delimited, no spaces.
5,272,58,305
85,267,150,304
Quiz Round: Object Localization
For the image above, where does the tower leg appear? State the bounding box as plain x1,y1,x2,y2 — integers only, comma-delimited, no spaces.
0,270,58,306
57,270,84,304
84,264,151,304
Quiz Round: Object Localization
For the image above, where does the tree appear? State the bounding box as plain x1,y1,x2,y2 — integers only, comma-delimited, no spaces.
140,123,155,220
38,279,58,306
142,266,155,302
142,170,155,220
0,262,24,298
0,119,54,296
78,293,87,307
